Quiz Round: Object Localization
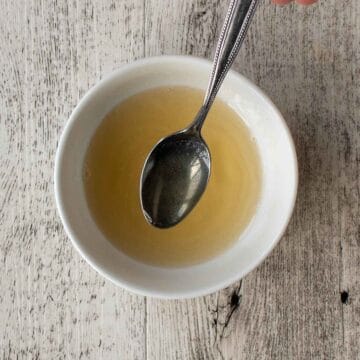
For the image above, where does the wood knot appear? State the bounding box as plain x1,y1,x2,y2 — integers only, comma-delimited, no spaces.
341,291,349,304
230,292,240,308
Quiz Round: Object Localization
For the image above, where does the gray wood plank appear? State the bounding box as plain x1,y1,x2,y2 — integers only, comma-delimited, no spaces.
145,0,359,359
0,1,146,359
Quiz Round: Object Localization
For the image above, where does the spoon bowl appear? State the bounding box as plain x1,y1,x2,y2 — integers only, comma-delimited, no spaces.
140,130,211,228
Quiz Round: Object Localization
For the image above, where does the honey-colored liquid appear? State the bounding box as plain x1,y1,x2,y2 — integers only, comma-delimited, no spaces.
84,86,261,267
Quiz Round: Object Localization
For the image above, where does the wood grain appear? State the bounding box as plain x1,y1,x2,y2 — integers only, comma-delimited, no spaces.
0,1,146,359
0,0,359,359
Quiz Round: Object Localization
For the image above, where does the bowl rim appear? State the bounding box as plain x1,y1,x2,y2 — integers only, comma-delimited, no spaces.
54,55,298,299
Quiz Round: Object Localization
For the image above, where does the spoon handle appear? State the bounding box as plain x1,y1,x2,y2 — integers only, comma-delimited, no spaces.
191,0,260,133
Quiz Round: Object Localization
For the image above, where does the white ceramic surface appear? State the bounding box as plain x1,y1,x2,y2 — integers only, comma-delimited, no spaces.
54,56,298,299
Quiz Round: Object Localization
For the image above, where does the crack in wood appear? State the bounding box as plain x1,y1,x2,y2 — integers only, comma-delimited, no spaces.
220,281,242,339
210,280,243,345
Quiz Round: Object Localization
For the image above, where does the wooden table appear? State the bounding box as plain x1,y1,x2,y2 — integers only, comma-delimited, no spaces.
0,0,359,358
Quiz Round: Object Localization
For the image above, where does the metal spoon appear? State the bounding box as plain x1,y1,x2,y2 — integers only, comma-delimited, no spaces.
140,0,260,228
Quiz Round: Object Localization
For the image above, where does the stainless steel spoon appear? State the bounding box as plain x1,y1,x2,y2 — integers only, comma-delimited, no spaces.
140,0,260,228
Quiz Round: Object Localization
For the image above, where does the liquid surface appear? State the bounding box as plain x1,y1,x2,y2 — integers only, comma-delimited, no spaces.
84,86,261,267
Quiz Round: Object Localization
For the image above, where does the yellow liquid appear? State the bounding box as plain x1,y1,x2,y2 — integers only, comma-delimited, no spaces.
84,86,261,267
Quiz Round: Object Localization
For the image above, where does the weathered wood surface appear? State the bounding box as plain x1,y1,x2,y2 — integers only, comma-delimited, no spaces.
0,0,359,359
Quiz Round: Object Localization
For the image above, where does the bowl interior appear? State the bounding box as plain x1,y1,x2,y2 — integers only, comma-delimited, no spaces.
55,56,297,299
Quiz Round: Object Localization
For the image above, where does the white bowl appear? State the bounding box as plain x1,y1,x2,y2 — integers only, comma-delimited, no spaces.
55,56,298,299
